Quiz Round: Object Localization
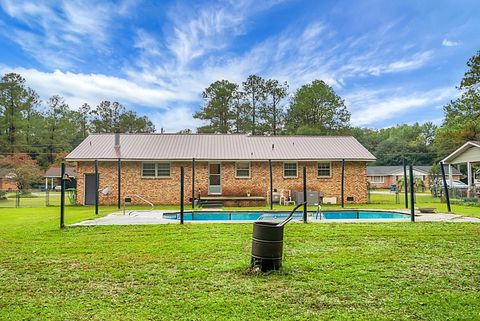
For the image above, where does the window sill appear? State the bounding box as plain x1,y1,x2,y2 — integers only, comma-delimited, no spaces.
141,176,171,179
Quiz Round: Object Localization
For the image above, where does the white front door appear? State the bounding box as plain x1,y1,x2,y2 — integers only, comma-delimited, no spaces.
208,162,221,195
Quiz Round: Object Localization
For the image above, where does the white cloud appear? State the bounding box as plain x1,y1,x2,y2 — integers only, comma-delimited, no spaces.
151,107,203,133
0,0,131,68
0,66,181,108
442,39,460,47
345,86,458,126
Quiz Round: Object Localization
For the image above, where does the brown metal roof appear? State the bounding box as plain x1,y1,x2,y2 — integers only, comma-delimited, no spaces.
66,134,376,161
44,166,77,178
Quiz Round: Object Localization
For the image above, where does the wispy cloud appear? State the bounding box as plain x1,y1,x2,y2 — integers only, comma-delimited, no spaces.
0,0,132,68
1,0,460,131
442,39,460,47
0,66,179,108
345,86,459,126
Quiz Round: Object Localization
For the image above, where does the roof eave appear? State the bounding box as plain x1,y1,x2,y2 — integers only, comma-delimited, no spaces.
66,157,376,162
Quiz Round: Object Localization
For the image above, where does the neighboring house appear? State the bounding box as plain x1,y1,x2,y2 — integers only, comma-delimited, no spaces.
65,134,376,206
367,165,462,189
0,168,17,191
441,141,480,196
44,166,77,190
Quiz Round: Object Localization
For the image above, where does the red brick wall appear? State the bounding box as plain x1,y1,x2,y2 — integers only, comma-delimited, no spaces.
76,160,368,205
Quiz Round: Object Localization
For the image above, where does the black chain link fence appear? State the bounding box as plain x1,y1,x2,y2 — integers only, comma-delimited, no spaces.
0,188,76,208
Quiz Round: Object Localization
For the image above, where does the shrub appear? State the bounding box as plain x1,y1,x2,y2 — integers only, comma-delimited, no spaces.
67,188,76,205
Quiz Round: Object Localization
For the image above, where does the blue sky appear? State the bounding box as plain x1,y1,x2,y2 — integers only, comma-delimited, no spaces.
0,0,479,132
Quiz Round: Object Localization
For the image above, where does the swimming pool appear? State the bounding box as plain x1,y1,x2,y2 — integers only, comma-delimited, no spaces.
162,210,408,221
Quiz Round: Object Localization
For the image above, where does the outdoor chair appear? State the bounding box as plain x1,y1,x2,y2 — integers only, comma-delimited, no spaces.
280,189,295,206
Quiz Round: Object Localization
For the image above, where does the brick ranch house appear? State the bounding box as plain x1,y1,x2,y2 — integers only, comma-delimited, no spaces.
65,134,376,206
0,168,17,191
367,165,462,190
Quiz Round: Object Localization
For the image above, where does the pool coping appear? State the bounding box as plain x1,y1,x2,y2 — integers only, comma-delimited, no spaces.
71,208,480,226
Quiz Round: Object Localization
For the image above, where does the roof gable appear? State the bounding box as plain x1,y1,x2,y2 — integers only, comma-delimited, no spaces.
442,141,480,164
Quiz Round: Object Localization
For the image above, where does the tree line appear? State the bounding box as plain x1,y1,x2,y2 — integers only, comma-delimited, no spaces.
194,76,350,136
194,50,480,167
0,73,155,168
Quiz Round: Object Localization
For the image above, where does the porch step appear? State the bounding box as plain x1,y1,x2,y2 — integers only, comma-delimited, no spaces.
200,200,224,208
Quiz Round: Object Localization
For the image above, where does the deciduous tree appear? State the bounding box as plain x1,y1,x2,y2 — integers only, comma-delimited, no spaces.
0,153,42,190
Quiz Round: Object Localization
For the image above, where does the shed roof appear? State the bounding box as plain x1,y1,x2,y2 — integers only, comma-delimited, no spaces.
44,166,76,178
367,165,461,176
66,134,376,161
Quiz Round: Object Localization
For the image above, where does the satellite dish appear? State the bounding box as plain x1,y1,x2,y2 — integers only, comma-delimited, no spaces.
101,186,110,196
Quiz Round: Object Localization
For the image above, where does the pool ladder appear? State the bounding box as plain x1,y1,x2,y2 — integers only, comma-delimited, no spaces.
314,203,323,220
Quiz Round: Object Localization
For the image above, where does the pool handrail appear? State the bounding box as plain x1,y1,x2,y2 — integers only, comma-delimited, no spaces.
123,194,154,215
277,201,308,227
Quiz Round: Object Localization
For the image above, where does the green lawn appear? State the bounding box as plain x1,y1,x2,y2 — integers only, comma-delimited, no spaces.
0,191,61,207
0,207,479,320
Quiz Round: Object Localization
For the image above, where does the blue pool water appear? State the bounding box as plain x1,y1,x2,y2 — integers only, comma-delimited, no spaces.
163,211,408,221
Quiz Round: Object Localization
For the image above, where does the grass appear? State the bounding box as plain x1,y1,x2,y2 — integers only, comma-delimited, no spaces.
0,191,61,207
0,206,479,320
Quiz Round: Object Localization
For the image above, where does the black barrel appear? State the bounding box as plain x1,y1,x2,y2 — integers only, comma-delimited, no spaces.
251,202,307,271
251,221,285,271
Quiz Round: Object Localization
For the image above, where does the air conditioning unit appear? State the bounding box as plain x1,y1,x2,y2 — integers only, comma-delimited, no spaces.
293,191,320,206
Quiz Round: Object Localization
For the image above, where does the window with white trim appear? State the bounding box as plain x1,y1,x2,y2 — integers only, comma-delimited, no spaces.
157,163,171,177
371,176,384,183
142,162,156,177
317,162,331,177
142,162,171,177
283,162,297,177
235,162,250,178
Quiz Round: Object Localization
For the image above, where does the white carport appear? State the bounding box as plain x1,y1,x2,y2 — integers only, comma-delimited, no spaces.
441,141,480,198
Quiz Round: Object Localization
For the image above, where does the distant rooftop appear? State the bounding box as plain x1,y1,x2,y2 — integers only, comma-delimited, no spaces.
66,134,376,161
367,165,461,176
45,166,76,178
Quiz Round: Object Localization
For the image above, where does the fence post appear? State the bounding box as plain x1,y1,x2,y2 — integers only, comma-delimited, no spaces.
60,162,65,229
269,160,273,210
403,158,408,209
409,165,415,222
95,160,99,215
192,158,195,209
341,159,345,208
117,158,121,209
303,166,307,223
45,189,49,206
180,166,184,224
440,162,451,213
16,190,19,208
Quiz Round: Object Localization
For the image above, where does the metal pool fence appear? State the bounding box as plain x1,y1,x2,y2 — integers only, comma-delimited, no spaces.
367,186,480,208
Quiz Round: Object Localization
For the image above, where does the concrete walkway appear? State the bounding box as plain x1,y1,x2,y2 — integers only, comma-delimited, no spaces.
71,209,480,226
